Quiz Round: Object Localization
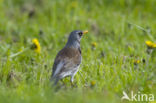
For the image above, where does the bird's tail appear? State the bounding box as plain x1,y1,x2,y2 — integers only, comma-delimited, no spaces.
50,76,59,86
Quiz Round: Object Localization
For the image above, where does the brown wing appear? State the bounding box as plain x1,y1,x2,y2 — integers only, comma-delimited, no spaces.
51,47,81,78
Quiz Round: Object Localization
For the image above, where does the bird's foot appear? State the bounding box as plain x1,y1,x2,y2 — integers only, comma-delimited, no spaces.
70,82,77,88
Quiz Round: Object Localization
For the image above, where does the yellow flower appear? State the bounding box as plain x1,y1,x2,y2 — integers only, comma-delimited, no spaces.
90,81,96,86
91,42,97,47
19,48,23,52
145,41,156,48
133,60,140,65
71,1,77,8
31,38,41,53
0,0,3,3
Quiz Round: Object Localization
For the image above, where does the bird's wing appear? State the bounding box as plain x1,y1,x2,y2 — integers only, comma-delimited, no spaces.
52,47,81,78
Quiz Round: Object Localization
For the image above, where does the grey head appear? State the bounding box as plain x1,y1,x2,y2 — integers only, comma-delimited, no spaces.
66,30,88,48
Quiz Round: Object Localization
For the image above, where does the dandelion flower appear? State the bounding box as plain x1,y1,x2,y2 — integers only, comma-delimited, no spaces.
31,38,41,53
71,1,77,8
91,42,97,47
90,81,96,87
133,60,140,65
19,48,23,52
145,41,156,48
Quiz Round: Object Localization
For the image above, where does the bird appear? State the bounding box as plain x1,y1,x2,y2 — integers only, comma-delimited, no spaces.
50,30,88,85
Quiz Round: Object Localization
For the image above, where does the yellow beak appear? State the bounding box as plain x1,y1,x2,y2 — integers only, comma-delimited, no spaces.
83,30,88,35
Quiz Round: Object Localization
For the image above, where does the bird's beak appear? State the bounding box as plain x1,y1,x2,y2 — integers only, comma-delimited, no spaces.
83,30,88,35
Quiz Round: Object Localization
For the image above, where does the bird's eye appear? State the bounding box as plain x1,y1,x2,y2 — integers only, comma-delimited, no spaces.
78,32,83,36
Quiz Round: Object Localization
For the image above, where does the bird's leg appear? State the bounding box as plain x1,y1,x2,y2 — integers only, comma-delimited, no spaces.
70,76,76,88
54,78,59,86
70,79,74,88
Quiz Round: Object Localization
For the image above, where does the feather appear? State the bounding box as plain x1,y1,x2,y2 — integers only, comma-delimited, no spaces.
51,47,81,83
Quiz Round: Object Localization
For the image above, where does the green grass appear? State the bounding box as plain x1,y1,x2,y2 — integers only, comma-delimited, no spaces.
0,0,156,103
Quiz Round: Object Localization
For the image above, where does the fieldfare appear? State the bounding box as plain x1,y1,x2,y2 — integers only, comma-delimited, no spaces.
50,30,88,85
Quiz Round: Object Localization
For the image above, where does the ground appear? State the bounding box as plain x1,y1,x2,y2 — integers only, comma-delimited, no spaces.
0,0,156,103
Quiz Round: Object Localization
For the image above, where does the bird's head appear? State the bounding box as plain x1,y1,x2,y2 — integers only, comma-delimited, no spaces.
66,30,88,48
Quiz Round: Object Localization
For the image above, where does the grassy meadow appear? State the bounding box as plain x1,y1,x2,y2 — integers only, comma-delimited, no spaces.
0,0,156,103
